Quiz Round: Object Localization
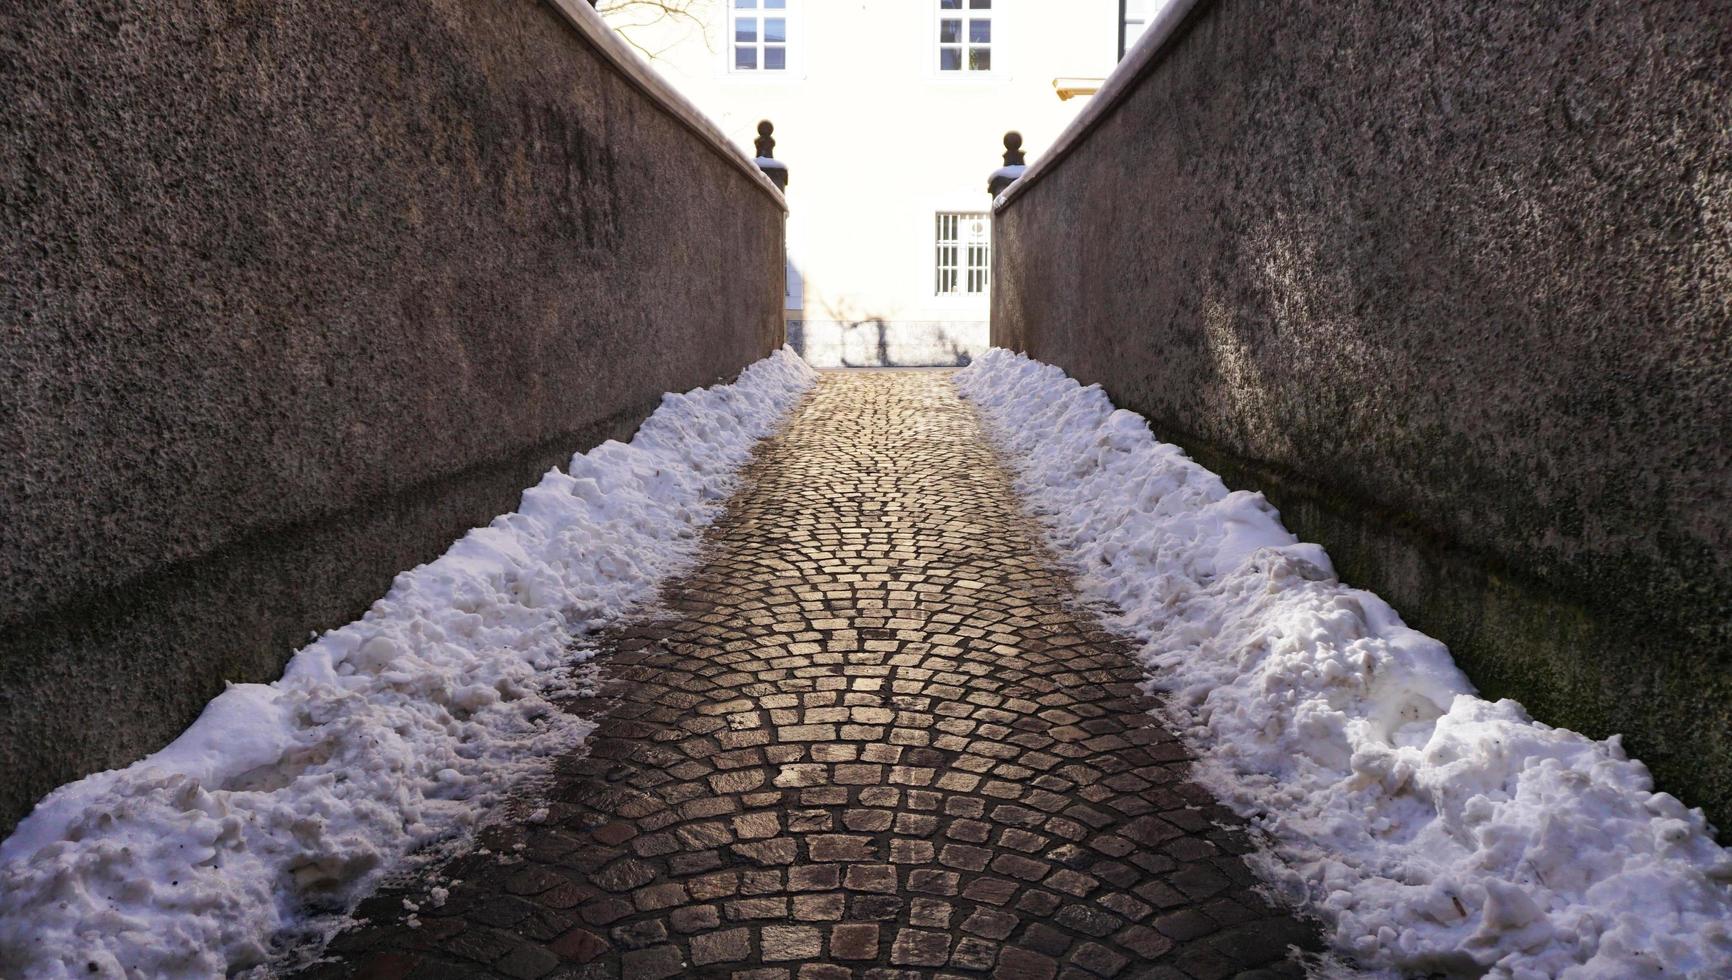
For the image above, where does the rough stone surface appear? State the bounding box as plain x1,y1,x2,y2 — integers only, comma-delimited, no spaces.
0,0,785,832
296,371,1318,977
991,0,1732,826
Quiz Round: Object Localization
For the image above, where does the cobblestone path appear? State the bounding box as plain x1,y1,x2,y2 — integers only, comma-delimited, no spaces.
302,371,1321,980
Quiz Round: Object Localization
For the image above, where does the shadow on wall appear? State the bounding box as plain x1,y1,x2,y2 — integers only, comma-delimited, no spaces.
788,318,987,368
986,0,1732,825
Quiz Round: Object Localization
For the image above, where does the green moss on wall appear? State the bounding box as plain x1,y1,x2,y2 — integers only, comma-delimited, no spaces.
1180,434,1732,838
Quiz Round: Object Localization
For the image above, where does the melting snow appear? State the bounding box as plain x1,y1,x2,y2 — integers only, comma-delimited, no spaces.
957,349,1732,979
0,349,817,978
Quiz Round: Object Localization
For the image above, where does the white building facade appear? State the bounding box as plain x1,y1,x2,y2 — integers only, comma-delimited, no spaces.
601,0,1131,366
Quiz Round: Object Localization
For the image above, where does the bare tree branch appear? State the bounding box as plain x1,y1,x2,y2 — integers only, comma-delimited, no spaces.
596,0,716,59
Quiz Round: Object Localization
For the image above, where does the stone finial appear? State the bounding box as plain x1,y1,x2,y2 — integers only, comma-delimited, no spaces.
988,130,1028,196
754,120,789,191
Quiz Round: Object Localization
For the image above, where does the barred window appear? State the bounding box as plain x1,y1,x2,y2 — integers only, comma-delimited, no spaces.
1121,0,1156,59
935,212,990,296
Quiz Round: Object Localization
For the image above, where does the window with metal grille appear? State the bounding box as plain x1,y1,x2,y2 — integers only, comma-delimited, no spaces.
732,0,788,72
935,212,990,295
1120,0,1157,59
937,0,992,72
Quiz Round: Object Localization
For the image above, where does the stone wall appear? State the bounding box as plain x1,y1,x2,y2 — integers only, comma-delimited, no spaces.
0,0,785,831
992,0,1732,826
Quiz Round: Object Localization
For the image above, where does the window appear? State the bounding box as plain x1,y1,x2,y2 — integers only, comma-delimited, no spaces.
732,0,787,72
937,0,991,73
935,213,990,295
785,256,803,310
1120,0,1158,60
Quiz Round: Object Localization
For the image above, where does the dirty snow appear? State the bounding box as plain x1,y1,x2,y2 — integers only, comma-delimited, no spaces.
957,349,1732,979
0,348,816,979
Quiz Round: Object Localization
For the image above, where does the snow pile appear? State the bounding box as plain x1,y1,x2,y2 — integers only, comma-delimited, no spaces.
956,349,1732,979
0,349,817,979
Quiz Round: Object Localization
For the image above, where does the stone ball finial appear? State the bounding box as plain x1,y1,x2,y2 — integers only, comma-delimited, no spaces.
989,130,1028,196
754,120,788,191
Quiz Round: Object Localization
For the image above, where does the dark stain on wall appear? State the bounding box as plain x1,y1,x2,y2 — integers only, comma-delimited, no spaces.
993,0,1732,827
0,0,785,832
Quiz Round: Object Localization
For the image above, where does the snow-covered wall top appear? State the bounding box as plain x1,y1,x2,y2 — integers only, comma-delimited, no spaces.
990,0,1732,827
0,0,786,833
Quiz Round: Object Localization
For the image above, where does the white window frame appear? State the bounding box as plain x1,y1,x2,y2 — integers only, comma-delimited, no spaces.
934,211,991,298
934,0,995,75
729,0,791,74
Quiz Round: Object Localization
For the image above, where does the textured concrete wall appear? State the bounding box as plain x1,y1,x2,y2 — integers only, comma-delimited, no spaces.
0,0,784,831
993,0,1732,826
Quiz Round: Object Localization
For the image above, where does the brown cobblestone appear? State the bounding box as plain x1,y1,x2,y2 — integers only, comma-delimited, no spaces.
763,925,823,961
951,936,1002,971
793,892,847,922
297,372,1320,978
844,864,900,894
906,869,960,896
693,928,751,966
994,947,1059,980
830,923,882,960
890,928,952,967
962,907,1020,941
620,944,683,979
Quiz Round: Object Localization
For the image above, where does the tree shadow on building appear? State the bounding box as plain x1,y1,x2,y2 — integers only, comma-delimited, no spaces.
784,309,981,368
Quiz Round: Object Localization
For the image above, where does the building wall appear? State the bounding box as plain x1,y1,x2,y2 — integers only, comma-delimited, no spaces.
607,0,1119,366
993,0,1732,826
0,0,785,832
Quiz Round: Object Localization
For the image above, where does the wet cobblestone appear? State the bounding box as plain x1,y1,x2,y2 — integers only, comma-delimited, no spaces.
297,371,1321,979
